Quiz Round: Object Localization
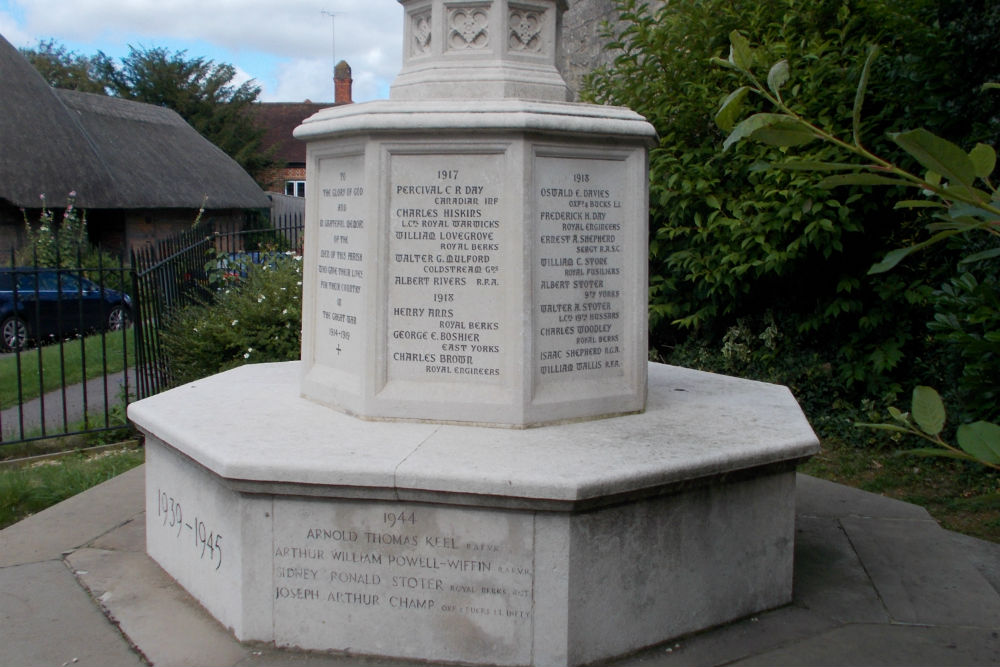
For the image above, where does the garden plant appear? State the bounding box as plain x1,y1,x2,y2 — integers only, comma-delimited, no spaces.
583,0,999,537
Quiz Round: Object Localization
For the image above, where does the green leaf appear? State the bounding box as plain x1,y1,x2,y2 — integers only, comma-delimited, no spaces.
869,246,916,274
894,199,946,209
729,31,753,71
927,217,988,232
911,386,945,436
941,183,995,205
947,201,996,220
956,422,1000,464
960,247,1000,264
891,129,976,189
982,83,1000,92
767,60,789,97
724,113,816,151
715,86,750,133
969,143,997,179
751,120,818,148
867,230,962,274
723,113,781,150
778,161,869,172
855,422,912,434
853,46,878,146
818,173,915,188
888,406,909,424
710,56,737,70
904,447,977,462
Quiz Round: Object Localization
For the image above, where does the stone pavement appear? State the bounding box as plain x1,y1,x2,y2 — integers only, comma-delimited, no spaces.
1,466,998,667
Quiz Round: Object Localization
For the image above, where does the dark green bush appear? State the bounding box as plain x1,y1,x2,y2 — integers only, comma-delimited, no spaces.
582,0,975,394
161,251,302,384
930,264,1000,423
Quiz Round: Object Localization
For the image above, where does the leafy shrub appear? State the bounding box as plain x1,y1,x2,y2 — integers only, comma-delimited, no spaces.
930,266,1000,423
161,250,302,384
15,192,128,290
712,30,1000,465
582,0,976,393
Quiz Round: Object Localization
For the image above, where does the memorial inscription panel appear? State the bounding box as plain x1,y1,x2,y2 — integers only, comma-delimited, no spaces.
313,154,368,379
272,499,534,662
534,156,626,385
387,152,506,384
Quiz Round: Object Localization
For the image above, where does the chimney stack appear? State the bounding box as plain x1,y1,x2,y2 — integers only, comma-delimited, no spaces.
334,60,353,105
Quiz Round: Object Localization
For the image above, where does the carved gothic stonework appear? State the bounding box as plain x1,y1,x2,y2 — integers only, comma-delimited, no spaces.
509,7,545,53
392,0,572,101
412,12,432,55
449,6,490,50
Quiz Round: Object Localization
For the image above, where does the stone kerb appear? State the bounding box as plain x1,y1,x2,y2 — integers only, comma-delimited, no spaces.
294,100,656,428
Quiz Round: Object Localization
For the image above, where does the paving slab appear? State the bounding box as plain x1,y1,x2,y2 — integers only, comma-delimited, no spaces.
945,529,1000,594
795,473,932,521
791,516,889,624
4,466,1000,667
88,513,146,552
615,605,836,667
0,463,145,567
729,623,1000,667
67,547,250,667
0,559,145,667
841,515,1000,626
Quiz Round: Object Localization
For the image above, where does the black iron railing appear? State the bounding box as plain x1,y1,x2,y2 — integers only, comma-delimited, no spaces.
0,253,135,446
1,206,303,446
130,212,304,399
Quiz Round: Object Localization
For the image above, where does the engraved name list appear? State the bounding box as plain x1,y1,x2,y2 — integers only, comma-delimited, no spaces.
388,153,505,382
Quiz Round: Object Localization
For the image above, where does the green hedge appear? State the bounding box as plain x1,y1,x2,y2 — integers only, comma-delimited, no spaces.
583,0,991,400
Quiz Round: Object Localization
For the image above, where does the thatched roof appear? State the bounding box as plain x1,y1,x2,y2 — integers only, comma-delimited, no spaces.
0,33,269,211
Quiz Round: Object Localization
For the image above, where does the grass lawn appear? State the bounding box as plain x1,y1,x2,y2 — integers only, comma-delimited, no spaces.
0,443,144,529
0,330,133,408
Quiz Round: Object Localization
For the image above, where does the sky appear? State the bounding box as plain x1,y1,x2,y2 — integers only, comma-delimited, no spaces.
0,0,404,103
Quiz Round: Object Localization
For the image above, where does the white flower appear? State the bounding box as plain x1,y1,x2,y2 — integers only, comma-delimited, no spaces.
281,308,288,315
231,319,239,326
257,294,266,303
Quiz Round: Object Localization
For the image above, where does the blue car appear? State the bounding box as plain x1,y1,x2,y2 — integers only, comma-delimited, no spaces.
0,268,132,351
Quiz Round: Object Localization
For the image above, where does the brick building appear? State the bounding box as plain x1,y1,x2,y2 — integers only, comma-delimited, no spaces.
256,60,354,197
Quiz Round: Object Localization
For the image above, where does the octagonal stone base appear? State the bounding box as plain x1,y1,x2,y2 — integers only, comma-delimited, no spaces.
130,362,818,667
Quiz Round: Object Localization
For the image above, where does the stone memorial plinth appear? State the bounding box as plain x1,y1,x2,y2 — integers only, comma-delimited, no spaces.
129,1,819,665
295,0,654,427
133,362,817,666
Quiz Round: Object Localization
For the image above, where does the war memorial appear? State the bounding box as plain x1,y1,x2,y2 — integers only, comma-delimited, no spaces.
128,1,819,664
